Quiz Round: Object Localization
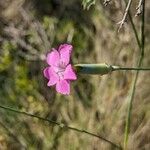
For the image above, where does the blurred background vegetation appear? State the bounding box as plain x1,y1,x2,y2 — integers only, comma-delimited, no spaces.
0,0,149,149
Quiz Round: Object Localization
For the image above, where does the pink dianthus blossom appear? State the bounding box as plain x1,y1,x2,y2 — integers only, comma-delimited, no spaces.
43,44,77,95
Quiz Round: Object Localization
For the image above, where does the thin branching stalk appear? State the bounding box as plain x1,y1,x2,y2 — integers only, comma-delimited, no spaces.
128,11,141,49
0,104,122,149
123,0,145,149
118,0,133,32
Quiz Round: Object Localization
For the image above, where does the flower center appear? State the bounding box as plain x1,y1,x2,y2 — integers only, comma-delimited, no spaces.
58,61,66,72
56,61,66,80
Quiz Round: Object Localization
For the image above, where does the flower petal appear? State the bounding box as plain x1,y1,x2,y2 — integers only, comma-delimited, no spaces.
64,64,77,80
47,67,59,86
59,44,72,65
46,49,60,66
56,80,70,95
43,67,50,79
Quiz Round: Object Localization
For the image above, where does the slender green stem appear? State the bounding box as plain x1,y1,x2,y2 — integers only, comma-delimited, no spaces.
0,104,122,149
128,11,141,49
112,66,150,71
123,0,145,149
124,0,141,49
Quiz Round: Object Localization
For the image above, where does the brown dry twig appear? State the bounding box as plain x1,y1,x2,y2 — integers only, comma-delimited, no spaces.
103,0,112,6
135,0,143,16
117,0,132,32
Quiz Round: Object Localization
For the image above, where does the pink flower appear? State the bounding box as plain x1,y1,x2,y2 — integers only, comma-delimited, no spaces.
43,44,77,95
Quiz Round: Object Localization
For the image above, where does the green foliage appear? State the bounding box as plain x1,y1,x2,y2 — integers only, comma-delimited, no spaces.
0,41,14,71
